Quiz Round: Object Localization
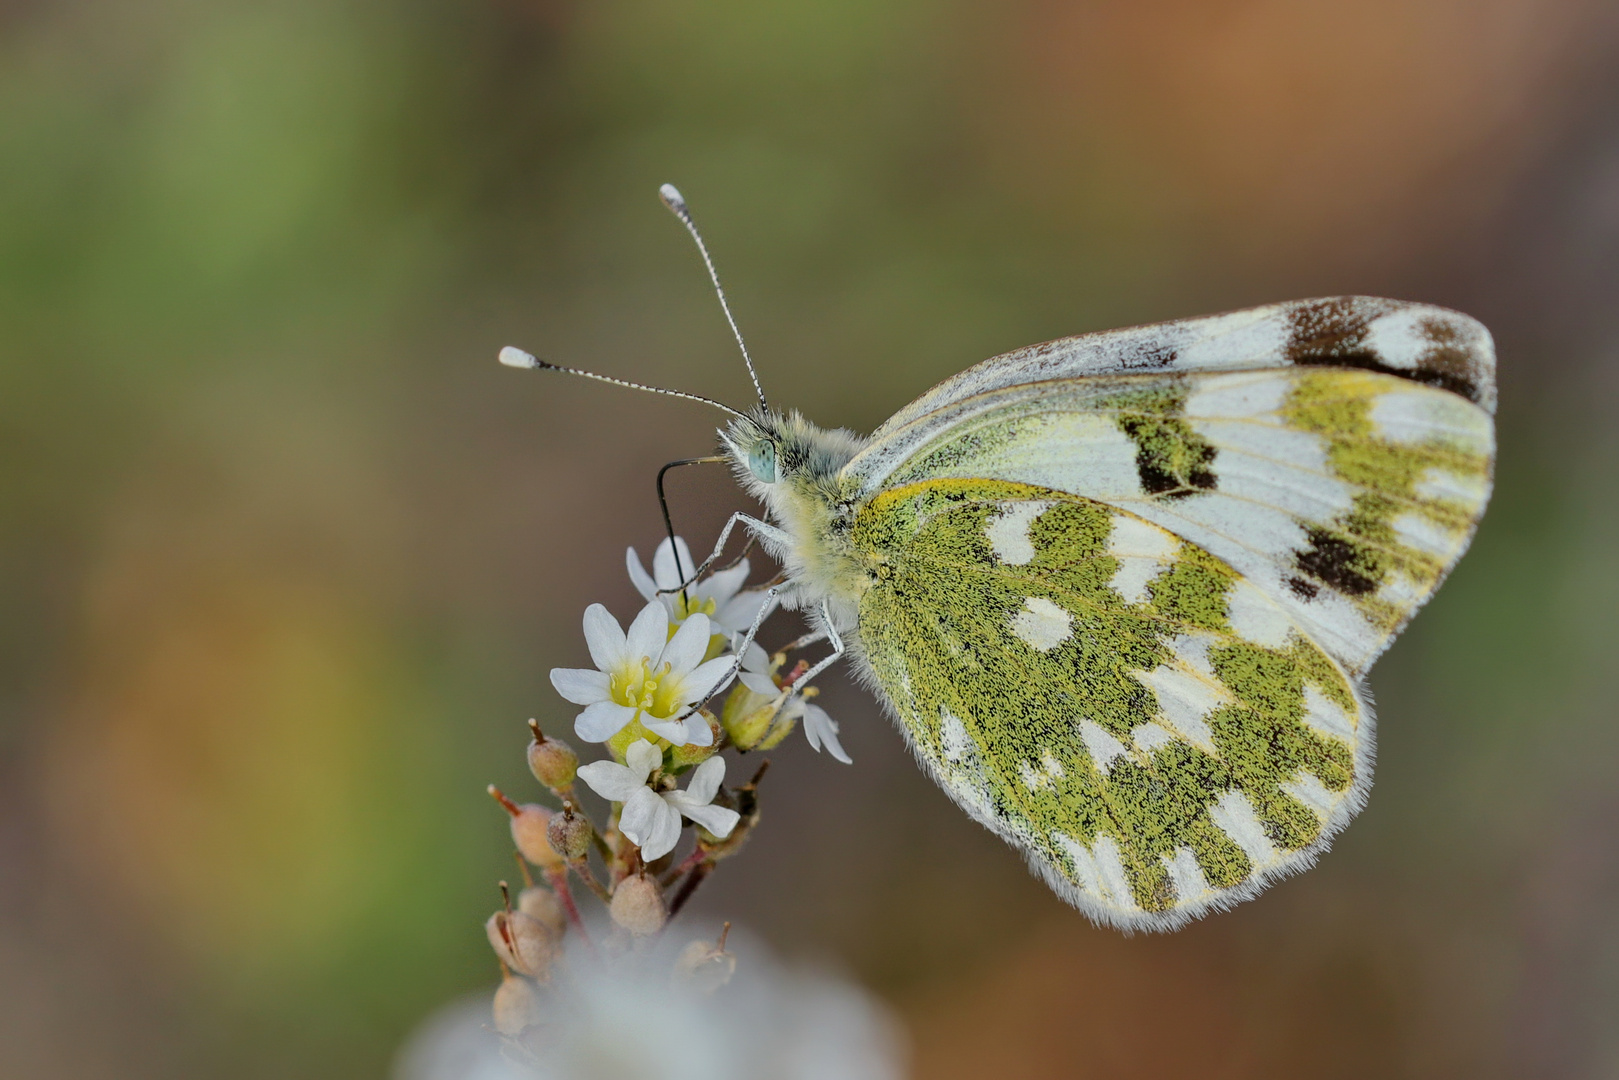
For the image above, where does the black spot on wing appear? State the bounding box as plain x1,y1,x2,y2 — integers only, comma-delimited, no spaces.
1294,527,1380,597
1115,414,1218,500
1286,576,1320,601
1285,297,1489,406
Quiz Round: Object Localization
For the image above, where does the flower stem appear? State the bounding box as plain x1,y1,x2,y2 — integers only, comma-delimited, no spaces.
667,860,714,918
569,857,613,904
545,867,594,949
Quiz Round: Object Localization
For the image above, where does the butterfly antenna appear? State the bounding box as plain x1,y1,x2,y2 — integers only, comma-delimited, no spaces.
498,347,750,421
658,184,768,410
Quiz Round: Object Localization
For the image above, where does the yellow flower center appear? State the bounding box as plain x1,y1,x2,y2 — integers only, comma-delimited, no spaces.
610,658,683,718
673,593,717,623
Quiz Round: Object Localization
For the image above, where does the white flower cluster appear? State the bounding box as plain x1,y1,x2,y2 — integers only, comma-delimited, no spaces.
546,537,849,861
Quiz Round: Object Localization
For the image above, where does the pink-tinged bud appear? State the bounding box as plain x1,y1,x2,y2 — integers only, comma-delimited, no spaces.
527,721,579,791
492,974,543,1036
485,910,556,978
608,873,666,936
489,785,562,869
518,886,566,937
546,804,593,862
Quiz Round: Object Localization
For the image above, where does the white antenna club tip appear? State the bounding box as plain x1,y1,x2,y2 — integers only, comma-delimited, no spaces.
658,183,687,211
499,346,538,369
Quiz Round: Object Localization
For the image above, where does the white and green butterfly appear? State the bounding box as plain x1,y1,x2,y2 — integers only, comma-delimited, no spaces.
502,185,1495,931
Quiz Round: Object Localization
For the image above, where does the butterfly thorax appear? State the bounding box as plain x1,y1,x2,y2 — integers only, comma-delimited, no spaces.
721,409,874,624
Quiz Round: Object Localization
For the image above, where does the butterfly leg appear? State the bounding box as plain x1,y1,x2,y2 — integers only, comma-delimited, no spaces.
783,599,846,694
658,512,791,595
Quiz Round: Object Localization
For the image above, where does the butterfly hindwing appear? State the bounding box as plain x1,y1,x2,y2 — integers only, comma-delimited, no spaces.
850,479,1369,929
843,364,1493,674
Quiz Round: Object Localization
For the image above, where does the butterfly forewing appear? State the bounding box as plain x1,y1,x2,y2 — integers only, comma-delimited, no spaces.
851,479,1369,929
843,364,1493,675
869,296,1495,440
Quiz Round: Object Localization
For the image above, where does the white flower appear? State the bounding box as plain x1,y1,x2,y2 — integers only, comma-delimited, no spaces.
628,536,773,636
575,739,741,860
738,644,852,764
550,602,733,747
395,930,906,1080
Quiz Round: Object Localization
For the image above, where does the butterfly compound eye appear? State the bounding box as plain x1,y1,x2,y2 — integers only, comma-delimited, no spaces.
747,440,777,483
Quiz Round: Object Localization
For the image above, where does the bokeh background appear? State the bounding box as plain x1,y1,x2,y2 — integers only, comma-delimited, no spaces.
4,0,1619,1076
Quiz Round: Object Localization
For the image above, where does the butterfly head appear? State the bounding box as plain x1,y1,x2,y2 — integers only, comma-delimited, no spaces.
721,409,866,505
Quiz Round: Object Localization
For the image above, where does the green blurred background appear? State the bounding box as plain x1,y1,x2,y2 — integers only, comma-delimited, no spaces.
4,0,1619,1076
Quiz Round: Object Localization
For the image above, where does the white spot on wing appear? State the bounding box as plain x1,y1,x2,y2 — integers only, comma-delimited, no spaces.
1079,719,1128,774
1009,596,1073,651
1106,514,1178,603
1362,307,1429,371
1040,750,1066,779
1182,370,1289,420
1282,770,1338,820
1054,832,1101,897
1019,760,1051,792
1226,579,1293,650
1369,387,1491,444
1392,511,1456,557
1175,308,1289,369
1301,684,1355,743
1415,466,1488,506
940,707,973,763
1091,835,1137,911
1131,722,1176,754
994,412,1144,497
1209,790,1278,866
1133,661,1228,753
1166,632,1218,677
984,501,1051,565
1163,847,1213,903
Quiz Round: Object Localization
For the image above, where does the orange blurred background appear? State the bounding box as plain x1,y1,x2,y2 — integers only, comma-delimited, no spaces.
4,0,1619,1076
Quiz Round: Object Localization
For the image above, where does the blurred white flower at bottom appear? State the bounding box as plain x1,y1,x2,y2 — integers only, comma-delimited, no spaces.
393,930,905,1080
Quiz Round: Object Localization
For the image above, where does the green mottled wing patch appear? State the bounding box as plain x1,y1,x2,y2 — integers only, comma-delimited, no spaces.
851,478,1369,931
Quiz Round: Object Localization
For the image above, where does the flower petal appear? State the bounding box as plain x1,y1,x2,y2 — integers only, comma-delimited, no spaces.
803,703,852,764
582,604,628,672
622,738,663,781
574,700,638,743
714,588,775,634
739,641,771,675
681,802,740,839
698,560,751,606
642,713,698,746
661,612,711,675
640,797,685,861
576,759,642,801
681,656,737,705
549,667,610,705
618,785,664,846
685,755,726,803
680,711,715,747
739,672,780,697
651,537,696,592
625,547,658,602
624,602,669,667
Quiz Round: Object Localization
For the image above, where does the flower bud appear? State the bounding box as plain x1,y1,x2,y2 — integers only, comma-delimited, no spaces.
492,974,543,1036
546,804,593,861
485,910,556,978
489,786,562,869
609,873,667,936
527,721,578,791
518,886,566,936
673,931,737,994
721,684,796,752
668,713,723,769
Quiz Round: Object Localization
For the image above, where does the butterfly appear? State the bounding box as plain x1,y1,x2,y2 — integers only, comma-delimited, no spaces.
502,186,1496,931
